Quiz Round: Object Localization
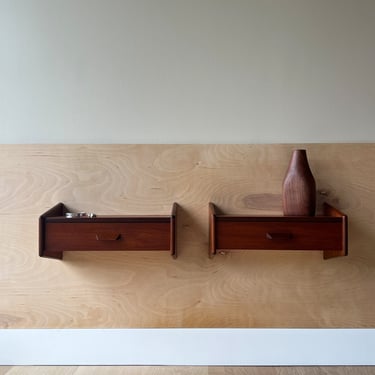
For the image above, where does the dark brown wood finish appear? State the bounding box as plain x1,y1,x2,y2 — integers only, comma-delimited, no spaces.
38,202,66,259
322,202,348,259
39,203,178,259
282,149,316,216
170,202,178,258
208,202,217,257
209,202,348,259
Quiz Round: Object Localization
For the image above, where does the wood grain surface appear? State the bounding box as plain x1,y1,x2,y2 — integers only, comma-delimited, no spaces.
0,144,374,329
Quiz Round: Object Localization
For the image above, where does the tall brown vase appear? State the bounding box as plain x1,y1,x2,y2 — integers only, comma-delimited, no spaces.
282,149,316,216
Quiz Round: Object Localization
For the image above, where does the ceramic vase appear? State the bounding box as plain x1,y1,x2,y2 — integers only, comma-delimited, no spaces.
282,149,316,216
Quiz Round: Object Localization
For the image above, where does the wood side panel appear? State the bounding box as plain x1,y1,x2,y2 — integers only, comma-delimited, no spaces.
208,203,217,257
323,202,348,259
170,203,177,258
39,202,65,259
0,144,374,329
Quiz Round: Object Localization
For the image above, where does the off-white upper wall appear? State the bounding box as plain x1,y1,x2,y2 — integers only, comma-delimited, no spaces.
1,0,374,143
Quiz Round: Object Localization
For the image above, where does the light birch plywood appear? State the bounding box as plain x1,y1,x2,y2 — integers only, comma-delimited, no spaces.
0,144,374,328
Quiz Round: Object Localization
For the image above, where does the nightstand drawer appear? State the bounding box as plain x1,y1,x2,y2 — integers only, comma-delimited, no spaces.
44,221,171,252
39,203,178,260
215,220,343,251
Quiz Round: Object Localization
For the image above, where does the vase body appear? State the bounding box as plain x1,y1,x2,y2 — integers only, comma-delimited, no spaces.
282,149,316,216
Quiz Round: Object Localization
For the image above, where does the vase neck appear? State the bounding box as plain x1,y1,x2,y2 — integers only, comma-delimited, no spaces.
289,150,310,171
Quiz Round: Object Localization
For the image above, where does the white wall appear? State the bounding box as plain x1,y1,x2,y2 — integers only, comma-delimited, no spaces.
1,0,375,143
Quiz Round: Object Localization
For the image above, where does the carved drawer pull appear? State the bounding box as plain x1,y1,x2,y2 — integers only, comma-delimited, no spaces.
95,233,121,241
266,232,293,240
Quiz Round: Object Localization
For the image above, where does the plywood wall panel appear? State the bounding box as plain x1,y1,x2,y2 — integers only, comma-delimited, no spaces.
0,144,374,328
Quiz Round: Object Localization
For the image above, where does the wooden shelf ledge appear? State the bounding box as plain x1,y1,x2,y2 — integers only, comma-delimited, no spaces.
39,202,178,260
209,202,348,259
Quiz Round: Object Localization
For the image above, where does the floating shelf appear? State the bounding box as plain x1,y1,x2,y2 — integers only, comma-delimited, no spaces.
209,202,348,259
39,203,178,259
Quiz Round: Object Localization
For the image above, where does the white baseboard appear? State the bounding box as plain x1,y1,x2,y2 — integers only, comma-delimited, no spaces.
1,328,374,366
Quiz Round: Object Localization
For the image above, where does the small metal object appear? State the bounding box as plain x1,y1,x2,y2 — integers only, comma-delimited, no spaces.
65,212,96,218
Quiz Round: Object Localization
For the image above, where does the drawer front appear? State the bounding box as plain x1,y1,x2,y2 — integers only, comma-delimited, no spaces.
45,222,171,252
216,220,343,251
